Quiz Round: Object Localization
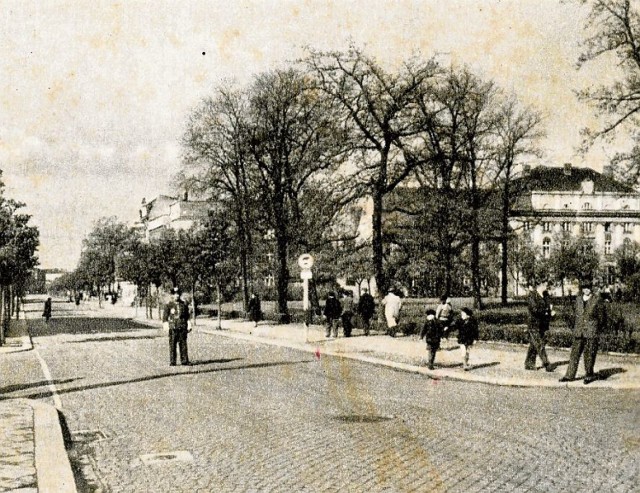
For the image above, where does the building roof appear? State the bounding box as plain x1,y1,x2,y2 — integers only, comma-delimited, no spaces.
514,166,634,194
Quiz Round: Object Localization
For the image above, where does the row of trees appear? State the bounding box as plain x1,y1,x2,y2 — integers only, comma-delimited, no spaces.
50,213,234,320
180,47,545,313
0,172,39,344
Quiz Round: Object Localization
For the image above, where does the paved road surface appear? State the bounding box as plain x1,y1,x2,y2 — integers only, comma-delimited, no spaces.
1,300,637,492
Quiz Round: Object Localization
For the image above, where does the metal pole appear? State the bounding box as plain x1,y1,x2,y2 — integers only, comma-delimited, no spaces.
303,277,309,343
217,282,222,330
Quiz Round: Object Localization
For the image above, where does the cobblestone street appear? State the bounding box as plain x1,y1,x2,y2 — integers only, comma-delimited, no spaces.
1,304,638,492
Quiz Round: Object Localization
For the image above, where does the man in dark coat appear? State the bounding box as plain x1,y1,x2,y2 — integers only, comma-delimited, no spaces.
560,281,608,384
42,297,52,324
247,293,261,327
357,288,375,336
324,292,342,338
524,284,554,372
163,287,191,366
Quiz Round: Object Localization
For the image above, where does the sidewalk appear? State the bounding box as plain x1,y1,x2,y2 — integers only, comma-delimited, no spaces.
0,318,76,493
106,303,640,390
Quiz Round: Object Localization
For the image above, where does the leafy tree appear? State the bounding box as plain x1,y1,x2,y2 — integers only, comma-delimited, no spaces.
547,234,601,292
613,239,640,280
577,0,640,183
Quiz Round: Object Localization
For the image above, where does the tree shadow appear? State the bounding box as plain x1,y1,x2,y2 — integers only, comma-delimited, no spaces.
0,378,81,395
188,358,243,366
28,317,157,337
0,359,314,401
66,335,161,344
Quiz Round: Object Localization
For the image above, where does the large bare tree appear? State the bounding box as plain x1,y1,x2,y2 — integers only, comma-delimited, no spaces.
577,0,640,183
305,46,439,295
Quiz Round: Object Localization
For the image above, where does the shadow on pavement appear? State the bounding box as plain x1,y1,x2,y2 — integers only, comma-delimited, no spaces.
596,367,627,380
468,361,500,370
548,360,570,371
0,378,81,395
189,358,242,366
66,335,161,344
28,317,156,337
2,359,315,401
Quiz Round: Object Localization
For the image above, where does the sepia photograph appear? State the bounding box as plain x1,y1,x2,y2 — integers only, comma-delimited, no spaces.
0,1,638,491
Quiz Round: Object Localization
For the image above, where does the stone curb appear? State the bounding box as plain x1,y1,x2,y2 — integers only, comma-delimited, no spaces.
112,314,639,389
31,401,76,493
197,327,640,390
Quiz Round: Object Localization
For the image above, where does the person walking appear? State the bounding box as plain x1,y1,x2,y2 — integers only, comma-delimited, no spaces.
420,309,443,369
247,292,262,327
560,281,608,384
449,307,479,370
524,284,554,372
42,297,52,324
382,288,402,337
163,287,191,366
357,288,375,336
324,292,342,338
341,291,355,337
435,295,454,347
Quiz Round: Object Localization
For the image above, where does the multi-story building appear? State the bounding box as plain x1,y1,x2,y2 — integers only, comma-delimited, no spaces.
137,193,214,241
510,163,640,287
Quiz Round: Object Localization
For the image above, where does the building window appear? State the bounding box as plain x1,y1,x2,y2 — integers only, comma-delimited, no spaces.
542,238,551,258
582,202,591,210
623,223,633,234
523,221,531,231
582,222,593,234
605,240,611,255
562,222,571,232
542,222,552,232
604,222,611,232
264,274,274,287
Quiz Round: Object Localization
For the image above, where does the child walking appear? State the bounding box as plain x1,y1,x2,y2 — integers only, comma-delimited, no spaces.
450,307,479,370
420,309,443,369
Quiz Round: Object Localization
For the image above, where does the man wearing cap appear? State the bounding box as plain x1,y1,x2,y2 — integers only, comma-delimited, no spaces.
163,287,191,366
560,280,608,384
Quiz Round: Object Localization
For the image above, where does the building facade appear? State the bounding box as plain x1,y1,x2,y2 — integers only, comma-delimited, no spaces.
137,194,214,241
510,164,640,289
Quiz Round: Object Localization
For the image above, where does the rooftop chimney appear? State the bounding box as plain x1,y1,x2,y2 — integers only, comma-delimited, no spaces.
563,163,572,176
183,189,189,201
523,164,531,175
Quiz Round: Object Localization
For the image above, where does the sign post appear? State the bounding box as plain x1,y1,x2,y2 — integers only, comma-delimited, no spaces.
298,254,314,343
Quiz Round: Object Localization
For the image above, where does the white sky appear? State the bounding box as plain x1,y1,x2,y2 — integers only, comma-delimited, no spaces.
0,0,622,269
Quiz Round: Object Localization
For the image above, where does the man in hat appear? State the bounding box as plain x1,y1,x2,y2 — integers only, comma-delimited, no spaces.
323,291,342,338
560,280,608,384
163,287,191,366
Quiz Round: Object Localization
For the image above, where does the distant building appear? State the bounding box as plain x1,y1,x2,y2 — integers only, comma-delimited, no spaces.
511,164,640,288
136,193,214,241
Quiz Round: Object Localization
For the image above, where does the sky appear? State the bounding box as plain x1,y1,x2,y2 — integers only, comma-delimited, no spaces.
0,0,622,270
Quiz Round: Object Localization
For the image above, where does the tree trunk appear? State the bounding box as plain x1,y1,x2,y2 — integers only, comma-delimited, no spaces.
372,189,386,295
156,285,161,320
0,286,5,346
500,177,512,306
216,281,222,330
275,229,290,320
191,282,197,326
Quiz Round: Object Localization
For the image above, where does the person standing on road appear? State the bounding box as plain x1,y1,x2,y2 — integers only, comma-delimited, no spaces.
382,288,402,337
524,284,554,372
323,291,342,338
163,287,191,366
449,307,479,371
560,281,608,384
247,292,262,328
357,288,375,336
42,297,52,324
420,309,443,369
